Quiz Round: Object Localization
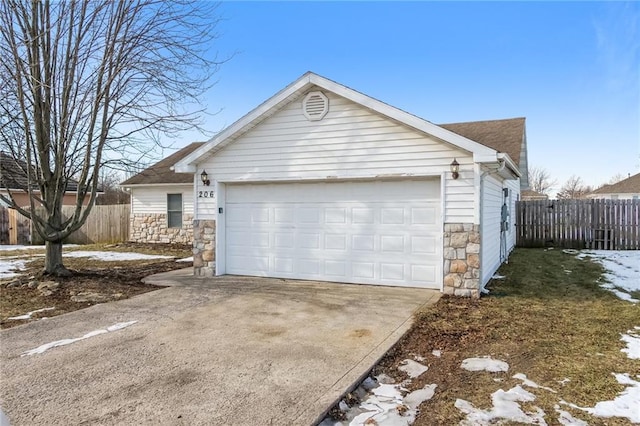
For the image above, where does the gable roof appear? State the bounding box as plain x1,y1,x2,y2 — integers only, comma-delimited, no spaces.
120,142,204,186
439,117,526,167
175,72,520,176
0,152,80,192
591,172,640,195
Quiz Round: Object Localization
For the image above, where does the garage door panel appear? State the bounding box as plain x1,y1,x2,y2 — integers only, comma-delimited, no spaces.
412,207,437,225
225,180,441,289
298,233,320,249
381,208,404,224
352,234,375,251
274,207,294,224
275,233,295,248
411,236,437,254
381,235,404,253
412,265,436,282
274,258,293,273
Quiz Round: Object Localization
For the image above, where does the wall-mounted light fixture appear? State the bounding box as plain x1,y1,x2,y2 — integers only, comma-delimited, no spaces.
450,158,460,180
200,170,210,186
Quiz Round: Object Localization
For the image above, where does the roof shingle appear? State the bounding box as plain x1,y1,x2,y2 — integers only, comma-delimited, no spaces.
120,142,204,186
591,172,640,195
0,152,79,192
439,117,526,166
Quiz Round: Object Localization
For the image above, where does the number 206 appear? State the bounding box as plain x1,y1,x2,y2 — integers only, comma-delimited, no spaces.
198,191,214,198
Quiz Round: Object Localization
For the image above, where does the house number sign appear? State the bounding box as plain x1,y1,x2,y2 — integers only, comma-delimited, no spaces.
198,191,214,198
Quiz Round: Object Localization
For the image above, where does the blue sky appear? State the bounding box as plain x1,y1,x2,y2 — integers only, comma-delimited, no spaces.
174,1,639,191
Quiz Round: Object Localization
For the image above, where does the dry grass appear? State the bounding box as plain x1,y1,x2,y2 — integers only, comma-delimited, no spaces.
375,248,639,425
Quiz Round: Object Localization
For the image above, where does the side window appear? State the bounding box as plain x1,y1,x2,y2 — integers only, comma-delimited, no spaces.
167,194,182,228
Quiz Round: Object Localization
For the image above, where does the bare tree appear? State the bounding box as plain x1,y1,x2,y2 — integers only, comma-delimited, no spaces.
0,0,222,275
96,171,130,205
528,166,558,195
556,175,593,199
605,173,627,185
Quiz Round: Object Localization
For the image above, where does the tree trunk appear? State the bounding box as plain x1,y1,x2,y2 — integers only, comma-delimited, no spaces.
44,240,71,277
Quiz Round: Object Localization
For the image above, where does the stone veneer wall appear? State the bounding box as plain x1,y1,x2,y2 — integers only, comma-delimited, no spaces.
193,219,216,277
130,213,194,244
443,223,481,298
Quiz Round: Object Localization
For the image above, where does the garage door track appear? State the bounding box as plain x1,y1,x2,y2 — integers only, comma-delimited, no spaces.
0,270,440,425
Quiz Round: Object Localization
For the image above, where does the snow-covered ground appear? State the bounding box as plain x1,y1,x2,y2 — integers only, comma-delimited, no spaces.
0,258,28,279
319,355,439,426
576,250,640,303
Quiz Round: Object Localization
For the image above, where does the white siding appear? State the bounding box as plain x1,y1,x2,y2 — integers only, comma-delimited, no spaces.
481,174,503,286
130,185,194,215
481,175,520,287
197,89,474,222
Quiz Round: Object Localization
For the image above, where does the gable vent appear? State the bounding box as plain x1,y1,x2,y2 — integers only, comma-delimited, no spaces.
302,91,329,121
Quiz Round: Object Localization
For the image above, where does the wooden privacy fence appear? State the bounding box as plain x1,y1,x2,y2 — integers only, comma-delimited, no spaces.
0,204,130,245
0,207,31,245
516,199,640,250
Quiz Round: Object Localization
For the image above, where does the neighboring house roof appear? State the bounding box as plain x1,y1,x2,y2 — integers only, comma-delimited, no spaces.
0,152,80,192
590,172,640,195
521,189,548,200
175,72,521,178
439,117,526,168
120,142,205,186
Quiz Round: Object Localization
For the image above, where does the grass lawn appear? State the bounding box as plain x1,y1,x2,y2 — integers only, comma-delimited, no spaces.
373,248,639,425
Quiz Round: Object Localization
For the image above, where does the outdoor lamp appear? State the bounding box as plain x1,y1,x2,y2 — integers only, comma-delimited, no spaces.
450,158,460,180
200,170,210,186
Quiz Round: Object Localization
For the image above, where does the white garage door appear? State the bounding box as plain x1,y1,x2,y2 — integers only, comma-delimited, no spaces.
224,179,441,289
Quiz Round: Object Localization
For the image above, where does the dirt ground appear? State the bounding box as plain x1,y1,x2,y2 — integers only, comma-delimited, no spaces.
0,243,192,329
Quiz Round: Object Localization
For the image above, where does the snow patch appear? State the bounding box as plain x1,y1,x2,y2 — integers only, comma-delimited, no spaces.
7,307,55,320
492,274,506,279
554,405,588,426
621,328,640,359
321,376,436,426
461,356,509,372
562,249,580,255
176,256,193,263
63,251,173,261
577,250,640,303
562,373,640,423
22,321,137,356
404,384,436,410
347,383,436,426
431,349,442,357
513,373,556,393
455,385,546,425
558,378,571,385
0,258,28,279
398,359,428,378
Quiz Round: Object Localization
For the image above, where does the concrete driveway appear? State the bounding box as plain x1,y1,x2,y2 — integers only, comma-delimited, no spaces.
0,270,439,425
